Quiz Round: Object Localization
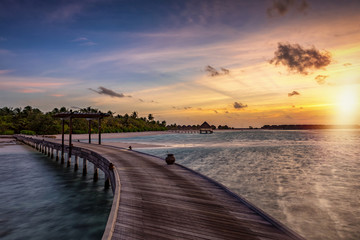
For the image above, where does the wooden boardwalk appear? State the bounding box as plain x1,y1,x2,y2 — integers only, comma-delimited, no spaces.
72,142,305,240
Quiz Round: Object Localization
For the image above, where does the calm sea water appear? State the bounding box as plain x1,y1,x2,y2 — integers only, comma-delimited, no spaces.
104,130,360,240
0,142,113,240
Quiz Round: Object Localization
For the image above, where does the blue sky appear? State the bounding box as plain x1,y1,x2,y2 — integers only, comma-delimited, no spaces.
1,0,360,127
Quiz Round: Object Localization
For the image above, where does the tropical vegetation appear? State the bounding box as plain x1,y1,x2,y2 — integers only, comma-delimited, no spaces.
0,106,167,135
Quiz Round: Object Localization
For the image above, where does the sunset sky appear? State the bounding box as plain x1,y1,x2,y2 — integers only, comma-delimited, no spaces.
1,0,359,127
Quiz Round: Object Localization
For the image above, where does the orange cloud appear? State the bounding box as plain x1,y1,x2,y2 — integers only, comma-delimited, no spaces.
16,89,44,93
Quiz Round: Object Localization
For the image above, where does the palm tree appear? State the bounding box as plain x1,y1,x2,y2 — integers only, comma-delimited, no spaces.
131,111,138,119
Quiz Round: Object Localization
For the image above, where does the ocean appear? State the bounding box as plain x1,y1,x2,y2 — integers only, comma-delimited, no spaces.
0,142,113,240
104,129,360,240
1,130,359,240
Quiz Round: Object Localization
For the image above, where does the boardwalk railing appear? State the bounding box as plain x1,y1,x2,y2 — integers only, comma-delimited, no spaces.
15,135,121,240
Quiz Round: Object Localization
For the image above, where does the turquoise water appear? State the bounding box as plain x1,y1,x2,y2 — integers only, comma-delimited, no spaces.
104,130,360,240
0,142,113,240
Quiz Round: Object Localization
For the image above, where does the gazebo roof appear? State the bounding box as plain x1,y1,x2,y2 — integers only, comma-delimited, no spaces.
200,121,211,129
53,112,110,119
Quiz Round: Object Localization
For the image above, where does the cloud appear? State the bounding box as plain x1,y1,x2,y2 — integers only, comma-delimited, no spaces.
314,75,328,85
0,37,6,41
81,41,97,46
267,0,309,17
72,37,88,42
343,63,352,67
270,43,332,75
89,86,130,98
72,37,96,46
214,110,218,114
233,102,248,110
0,69,13,74
0,76,74,94
0,49,14,56
288,90,300,97
172,106,192,110
205,65,230,77
138,98,158,103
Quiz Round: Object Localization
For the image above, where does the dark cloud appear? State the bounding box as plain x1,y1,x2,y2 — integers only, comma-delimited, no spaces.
220,67,230,75
233,102,248,109
184,106,192,110
139,99,158,103
315,75,328,85
89,86,130,98
298,0,309,12
213,110,218,114
267,0,309,17
270,43,332,75
205,65,230,77
343,63,352,67
288,90,300,97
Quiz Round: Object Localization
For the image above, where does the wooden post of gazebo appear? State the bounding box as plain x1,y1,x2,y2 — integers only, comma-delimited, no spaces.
98,117,102,145
67,113,73,167
53,112,110,149
87,119,92,144
61,118,65,164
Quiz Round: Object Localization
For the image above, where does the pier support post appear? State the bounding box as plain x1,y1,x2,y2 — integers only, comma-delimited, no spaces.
93,166,98,182
55,149,59,161
83,159,87,176
67,155,71,167
105,177,110,189
61,118,65,163
47,146,50,157
61,151,65,164
74,156,79,171
50,148,54,159
69,115,73,161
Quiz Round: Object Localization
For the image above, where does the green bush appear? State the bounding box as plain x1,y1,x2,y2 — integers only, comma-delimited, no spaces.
20,130,36,135
3,130,15,135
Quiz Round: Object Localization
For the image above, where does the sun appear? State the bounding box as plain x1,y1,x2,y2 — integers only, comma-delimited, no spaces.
339,89,357,113
336,86,359,124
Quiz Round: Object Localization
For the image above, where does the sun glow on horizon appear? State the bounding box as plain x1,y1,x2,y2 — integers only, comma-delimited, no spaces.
335,85,359,124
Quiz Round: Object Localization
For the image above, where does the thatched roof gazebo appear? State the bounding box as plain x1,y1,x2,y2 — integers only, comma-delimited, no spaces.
200,121,213,134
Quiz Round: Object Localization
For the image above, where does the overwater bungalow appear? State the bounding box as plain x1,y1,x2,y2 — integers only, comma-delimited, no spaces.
200,121,213,134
